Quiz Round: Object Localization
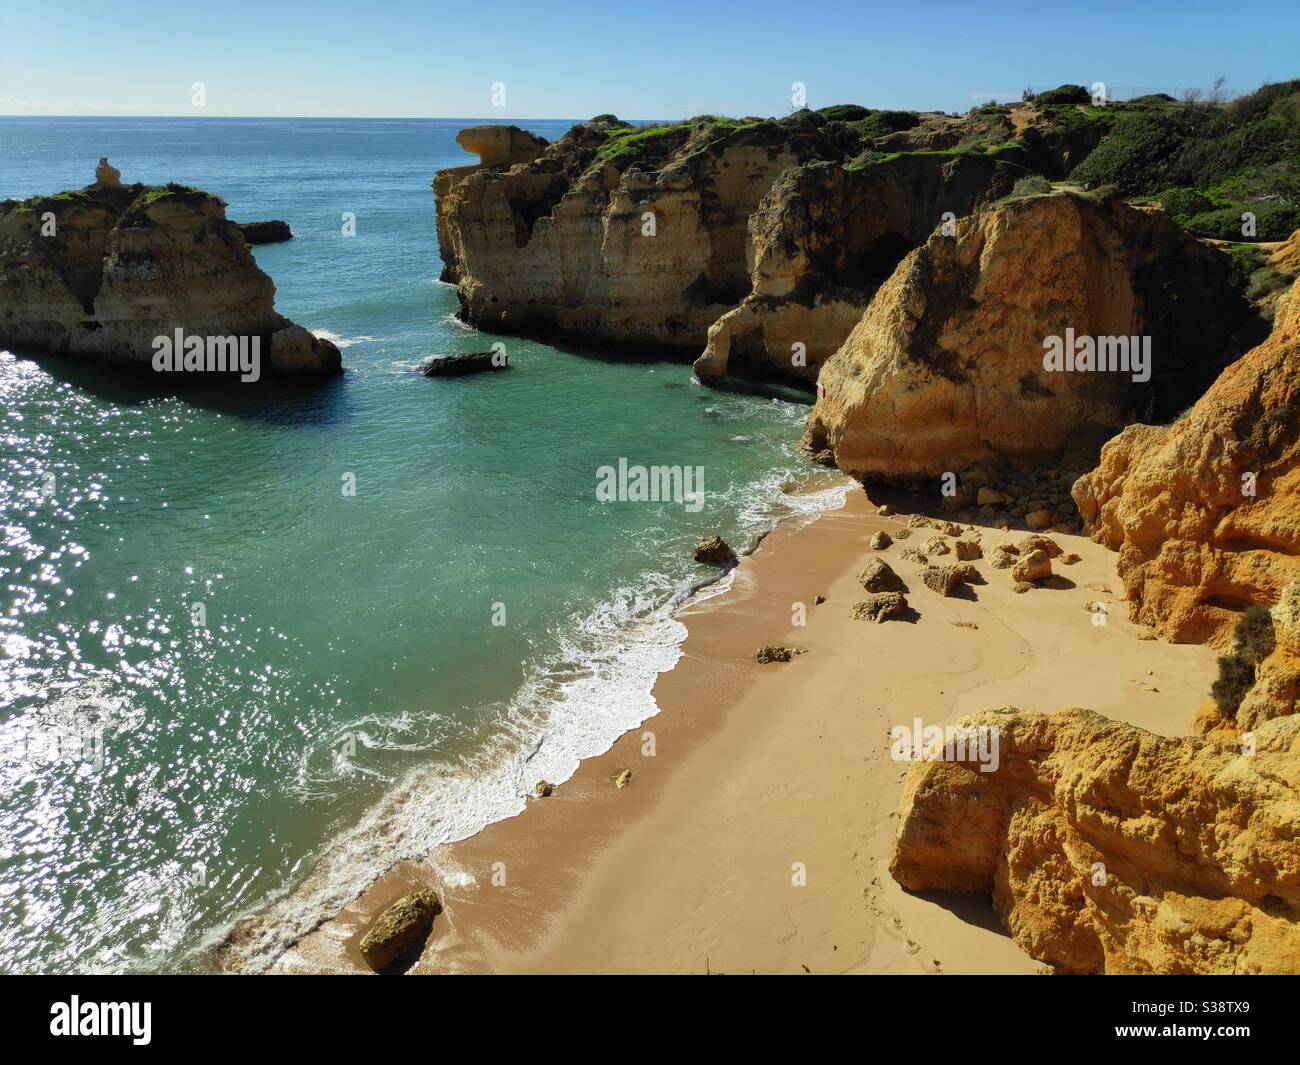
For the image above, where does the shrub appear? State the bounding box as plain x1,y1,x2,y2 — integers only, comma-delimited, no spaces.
816,104,872,123
1235,605,1276,664
1130,93,1176,106
1036,84,1092,106
1071,80,1300,199
1158,186,1215,223
1210,605,1277,718
1186,202,1300,241
1011,174,1053,197
1211,653,1256,716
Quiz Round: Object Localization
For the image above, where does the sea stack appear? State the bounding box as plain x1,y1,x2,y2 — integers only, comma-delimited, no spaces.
0,169,341,379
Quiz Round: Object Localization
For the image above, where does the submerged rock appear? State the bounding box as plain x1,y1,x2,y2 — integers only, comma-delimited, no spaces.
358,889,442,971
420,350,508,376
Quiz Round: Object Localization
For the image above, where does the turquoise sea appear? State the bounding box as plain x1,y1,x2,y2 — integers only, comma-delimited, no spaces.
0,116,837,973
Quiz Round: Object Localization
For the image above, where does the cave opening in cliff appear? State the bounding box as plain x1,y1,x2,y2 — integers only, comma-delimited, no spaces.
858,231,915,286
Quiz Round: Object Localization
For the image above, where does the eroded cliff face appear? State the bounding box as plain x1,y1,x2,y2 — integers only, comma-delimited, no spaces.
434,115,851,349
1072,277,1300,646
0,183,341,377
692,153,1018,384
802,191,1257,481
890,707,1300,974
433,107,1114,381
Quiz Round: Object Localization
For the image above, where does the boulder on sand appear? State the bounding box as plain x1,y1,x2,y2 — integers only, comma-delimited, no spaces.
858,557,906,593
358,889,442,971
922,564,978,597
1011,549,1052,584
852,591,908,623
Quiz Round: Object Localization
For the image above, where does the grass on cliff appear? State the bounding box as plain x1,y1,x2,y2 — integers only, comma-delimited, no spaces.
135,183,206,207
595,116,772,167
2,186,108,214
844,141,1024,172
596,124,683,163
2,182,212,218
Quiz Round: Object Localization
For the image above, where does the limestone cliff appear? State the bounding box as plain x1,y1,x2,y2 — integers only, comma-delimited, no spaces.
1072,276,1300,646
434,114,853,349
692,153,1017,384
802,190,1257,481
890,707,1300,974
0,182,341,377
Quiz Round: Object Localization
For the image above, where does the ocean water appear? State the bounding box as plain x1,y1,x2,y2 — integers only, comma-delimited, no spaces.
0,116,839,973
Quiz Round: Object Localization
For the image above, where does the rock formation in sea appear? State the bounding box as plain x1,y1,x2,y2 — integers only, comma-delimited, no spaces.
0,180,341,378
1072,275,1299,646
433,110,1023,371
890,706,1300,974
419,350,508,376
801,190,1259,483
434,114,848,350
238,219,293,244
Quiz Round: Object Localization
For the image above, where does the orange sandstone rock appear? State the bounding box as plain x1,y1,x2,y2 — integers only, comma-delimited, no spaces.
890,707,1300,974
802,192,1255,481
1073,277,1300,646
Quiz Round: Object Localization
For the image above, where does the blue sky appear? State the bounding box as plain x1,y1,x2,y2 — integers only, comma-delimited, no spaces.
2,0,1297,119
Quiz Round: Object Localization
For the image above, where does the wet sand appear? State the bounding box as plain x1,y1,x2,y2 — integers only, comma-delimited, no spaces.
266,485,1218,975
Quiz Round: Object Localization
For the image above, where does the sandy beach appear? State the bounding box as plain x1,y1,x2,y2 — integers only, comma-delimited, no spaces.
262,482,1219,975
